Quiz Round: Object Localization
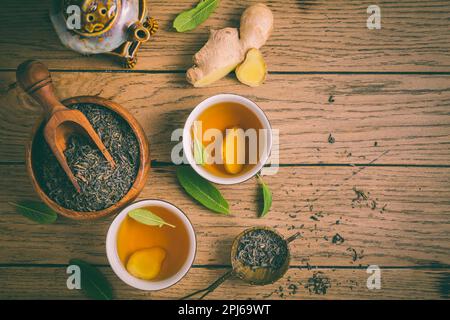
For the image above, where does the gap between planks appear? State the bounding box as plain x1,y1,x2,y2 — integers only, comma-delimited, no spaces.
0,264,449,270
1,69,450,75
2,162,450,168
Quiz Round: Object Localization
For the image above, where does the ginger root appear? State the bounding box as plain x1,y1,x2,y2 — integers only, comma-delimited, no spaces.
235,48,267,87
126,247,166,280
186,3,273,87
223,127,245,175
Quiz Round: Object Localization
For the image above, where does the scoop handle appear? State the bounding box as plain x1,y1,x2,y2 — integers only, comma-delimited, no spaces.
16,60,66,120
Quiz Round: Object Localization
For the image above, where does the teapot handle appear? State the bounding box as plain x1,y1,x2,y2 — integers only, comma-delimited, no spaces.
128,22,150,42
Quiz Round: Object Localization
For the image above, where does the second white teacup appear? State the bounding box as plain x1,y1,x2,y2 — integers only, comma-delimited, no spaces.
106,199,196,291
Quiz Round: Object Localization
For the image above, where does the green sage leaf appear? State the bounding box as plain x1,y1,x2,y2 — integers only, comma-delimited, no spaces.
192,121,209,165
128,208,176,228
173,0,220,32
193,137,204,165
176,166,229,214
193,138,212,166
257,174,272,218
69,259,113,300
9,201,57,224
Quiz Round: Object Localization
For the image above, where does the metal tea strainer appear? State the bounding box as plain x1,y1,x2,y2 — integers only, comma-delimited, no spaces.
181,227,301,300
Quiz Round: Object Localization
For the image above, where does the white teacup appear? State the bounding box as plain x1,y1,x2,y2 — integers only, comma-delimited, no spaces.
106,199,196,291
183,94,272,185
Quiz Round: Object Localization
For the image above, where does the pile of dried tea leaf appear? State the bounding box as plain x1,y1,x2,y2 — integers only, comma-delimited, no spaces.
236,229,288,270
33,104,140,212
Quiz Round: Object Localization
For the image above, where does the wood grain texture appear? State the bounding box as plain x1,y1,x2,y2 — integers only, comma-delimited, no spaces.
1,72,450,164
1,0,449,71
0,266,448,299
1,164,449,266
1,0,449,300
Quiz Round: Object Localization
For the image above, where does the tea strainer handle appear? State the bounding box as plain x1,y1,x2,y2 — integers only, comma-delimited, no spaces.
286,232,302,243
180,270,233,300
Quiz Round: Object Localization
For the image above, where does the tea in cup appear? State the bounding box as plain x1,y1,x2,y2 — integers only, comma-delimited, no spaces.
106,200,196,290
183,94,272,184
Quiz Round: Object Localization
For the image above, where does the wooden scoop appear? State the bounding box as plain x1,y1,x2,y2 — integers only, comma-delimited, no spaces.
16,60,115,192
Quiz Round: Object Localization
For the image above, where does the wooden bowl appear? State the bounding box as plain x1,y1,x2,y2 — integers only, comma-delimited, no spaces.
26,96,150,220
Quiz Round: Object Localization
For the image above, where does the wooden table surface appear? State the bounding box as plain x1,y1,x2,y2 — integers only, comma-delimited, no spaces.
1,0,449,300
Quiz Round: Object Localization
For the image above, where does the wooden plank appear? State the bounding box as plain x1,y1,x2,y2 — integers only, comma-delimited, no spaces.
1,164,449,266
1,72,450,164
0,266,448,299
1,0,450,71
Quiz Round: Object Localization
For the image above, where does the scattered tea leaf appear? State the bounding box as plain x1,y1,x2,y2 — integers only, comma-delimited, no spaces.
257,175,272,218
305,271,331,295
173,0,219,32
9,201,57,224
328,133,335,144
128,208,176,228
332,233,345,245
176,166,229,214
69,259,113,300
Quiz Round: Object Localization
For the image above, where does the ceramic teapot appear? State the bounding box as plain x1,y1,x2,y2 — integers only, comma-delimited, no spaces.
50,0,157,68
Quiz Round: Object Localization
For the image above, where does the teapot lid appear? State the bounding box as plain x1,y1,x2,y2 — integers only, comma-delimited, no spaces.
62,0,121,37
